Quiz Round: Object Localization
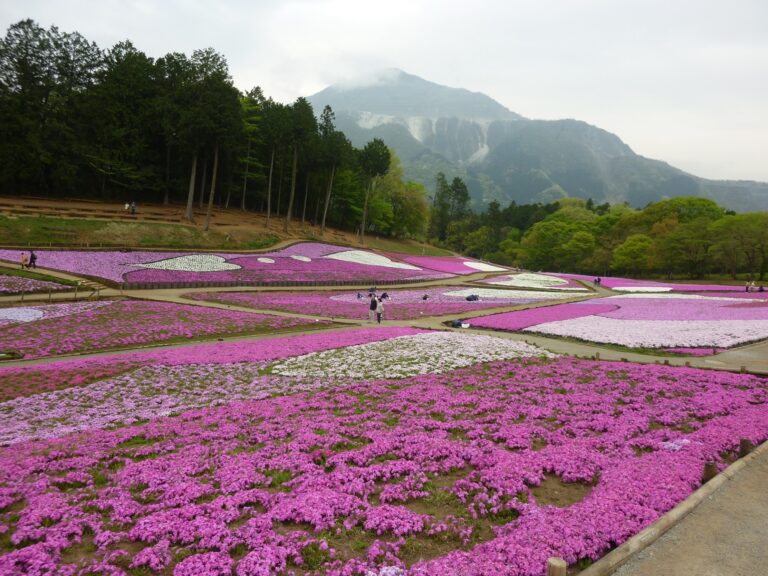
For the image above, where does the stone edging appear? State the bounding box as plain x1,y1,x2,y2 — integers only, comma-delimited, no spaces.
578,439,768,576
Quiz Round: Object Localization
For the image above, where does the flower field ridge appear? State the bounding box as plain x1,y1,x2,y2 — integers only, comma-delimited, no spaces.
0,357,766,575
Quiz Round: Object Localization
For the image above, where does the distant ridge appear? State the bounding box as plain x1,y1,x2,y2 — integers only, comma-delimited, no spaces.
308,71,768,212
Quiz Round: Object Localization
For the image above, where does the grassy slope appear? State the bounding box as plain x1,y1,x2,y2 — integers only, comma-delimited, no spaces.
0,214,451,256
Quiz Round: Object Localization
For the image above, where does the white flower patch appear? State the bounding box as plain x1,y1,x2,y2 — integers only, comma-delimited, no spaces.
269,332,554,380
524,316,768,348
442,288,572,300
290,255,312,262
612,286,671,293
492,273,588,291
463,261,507,272
257,257,275,264
0,301,112,327
0,362,319,445
0,307,45,324
324,250,421,270
133,254,241,272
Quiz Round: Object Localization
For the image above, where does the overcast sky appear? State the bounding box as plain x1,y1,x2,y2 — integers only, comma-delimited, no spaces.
2,0,767,182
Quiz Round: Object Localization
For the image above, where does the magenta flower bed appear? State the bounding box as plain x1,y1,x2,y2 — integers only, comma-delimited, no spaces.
596,297,768,321
0,275,69,295
0,300,332,359
0,326,423,402
0,243,451,286
392,254,506,275
187,287,551,320
469,303,618,331
0,357,765,575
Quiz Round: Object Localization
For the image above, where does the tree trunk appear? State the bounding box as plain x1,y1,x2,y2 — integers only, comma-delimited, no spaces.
320,163,335,235
204,145,219,232
301,172,310,227
361,177,376,245
276,158,284,217
241,138,251,211
283,146,298,233
184,152,198,221
163,144,171,205
198,155,208,209
314,193,321,226
266,146,275,228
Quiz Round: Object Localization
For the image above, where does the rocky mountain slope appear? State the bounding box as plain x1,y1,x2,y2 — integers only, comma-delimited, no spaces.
308,70,768,212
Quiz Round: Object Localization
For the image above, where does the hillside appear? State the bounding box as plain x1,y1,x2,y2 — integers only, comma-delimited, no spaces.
308,70,768,212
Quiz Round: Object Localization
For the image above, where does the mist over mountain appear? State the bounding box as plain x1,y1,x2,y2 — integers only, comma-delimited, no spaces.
308,70,768,212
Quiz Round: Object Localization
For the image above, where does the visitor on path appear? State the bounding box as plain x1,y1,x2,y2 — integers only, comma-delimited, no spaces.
750,280,756,292
746,281,751,292
28,251,37,269
124,202,130,211
376,298,384,324
20,252,27,269
130,201,136,215
368,294,378,322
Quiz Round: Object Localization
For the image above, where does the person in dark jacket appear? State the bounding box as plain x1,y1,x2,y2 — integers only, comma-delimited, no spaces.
368,293,378,322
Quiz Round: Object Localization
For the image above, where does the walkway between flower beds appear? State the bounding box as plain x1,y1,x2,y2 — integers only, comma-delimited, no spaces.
611,441,768,576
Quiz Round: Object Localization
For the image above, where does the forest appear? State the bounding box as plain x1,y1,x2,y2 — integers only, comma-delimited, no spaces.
0,20,428,240
1,20,767,280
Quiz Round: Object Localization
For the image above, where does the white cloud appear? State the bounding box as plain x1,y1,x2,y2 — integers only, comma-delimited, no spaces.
1,0,766,181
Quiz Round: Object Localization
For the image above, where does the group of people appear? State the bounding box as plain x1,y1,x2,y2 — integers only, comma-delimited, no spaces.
358,288,389,323
20,251,37,269
745,281,765,293
593,277,602,285
124,201,137,215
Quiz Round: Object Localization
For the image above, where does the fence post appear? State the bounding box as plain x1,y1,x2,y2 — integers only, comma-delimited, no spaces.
547,557,567,576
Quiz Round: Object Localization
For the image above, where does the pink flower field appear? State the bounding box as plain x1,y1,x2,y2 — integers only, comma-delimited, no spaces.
186,287,563,320
467,294,768,350
556,273,745,292
0,326,423,403
0,357,765,575
0,244,454,287
0,275,70,295
0,300,332,359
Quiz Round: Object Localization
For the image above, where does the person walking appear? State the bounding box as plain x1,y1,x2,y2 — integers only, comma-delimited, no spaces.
20,252,27,269
376,297,384,324
130,201,136,215
368,293,378,322
28,251,37,269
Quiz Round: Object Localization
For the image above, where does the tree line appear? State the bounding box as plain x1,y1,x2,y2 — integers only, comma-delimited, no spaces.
0,20,430,238
436,194,768,281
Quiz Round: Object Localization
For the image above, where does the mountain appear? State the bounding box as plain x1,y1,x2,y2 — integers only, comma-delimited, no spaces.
307,69,768,212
